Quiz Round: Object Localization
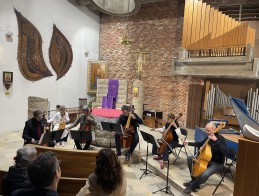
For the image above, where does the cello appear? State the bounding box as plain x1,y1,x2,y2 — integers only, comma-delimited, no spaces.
120,106,134,148
157,113,183,155
191,122,226,177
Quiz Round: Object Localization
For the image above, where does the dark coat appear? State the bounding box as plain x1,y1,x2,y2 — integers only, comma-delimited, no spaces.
22,118,44,144
2,166,32,196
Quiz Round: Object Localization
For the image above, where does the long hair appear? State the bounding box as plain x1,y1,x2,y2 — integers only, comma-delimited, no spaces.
95,148,123,194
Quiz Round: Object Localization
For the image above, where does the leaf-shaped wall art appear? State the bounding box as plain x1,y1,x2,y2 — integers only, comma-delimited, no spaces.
49,25,73,80
14,8,53,81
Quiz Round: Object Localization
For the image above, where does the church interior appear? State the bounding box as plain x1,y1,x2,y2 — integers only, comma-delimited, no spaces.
1,0,259,195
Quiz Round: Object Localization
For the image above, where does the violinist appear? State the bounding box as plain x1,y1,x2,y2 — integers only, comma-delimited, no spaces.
66,105,97,150
115,105,143,161
152,113,180,169
48,105,70,147
183,122,234,194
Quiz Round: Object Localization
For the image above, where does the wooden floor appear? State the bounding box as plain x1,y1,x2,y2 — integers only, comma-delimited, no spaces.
0,127,234,196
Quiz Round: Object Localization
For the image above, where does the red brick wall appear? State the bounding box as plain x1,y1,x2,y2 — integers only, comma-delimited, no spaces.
99,0,193,126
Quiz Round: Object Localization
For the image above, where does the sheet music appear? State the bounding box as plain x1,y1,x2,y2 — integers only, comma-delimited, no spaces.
139,124,161,147
38,133,45,145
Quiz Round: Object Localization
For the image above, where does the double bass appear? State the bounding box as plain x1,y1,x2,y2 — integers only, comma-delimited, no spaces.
157,113,183,155
191,122,226,177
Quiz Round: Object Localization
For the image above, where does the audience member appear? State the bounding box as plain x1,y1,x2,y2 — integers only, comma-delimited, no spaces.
11,151,61,196
2,146,37,196
77,148,127,196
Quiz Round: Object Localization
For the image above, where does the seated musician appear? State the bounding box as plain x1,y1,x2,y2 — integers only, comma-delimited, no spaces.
183,122,235,194
48,105,70,147
152,113,180,169
22,110,44,145
66,105,97,150
115,105,143,161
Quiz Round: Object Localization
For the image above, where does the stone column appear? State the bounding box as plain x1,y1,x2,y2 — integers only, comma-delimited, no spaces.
132,79,144,119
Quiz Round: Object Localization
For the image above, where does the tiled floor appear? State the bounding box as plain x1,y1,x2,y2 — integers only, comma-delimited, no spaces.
0,127,234,196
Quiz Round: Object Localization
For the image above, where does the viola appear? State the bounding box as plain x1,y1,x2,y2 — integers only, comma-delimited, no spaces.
157,113,183,155
191,122,226,177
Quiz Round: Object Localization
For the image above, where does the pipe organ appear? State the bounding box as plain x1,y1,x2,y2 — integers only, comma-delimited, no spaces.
182,0,256,57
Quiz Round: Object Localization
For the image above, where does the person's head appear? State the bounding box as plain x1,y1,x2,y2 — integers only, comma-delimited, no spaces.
205,123,217,135
95,148,123,194
166,113,175,123
33,110,43,122
28,151,61,189
56,105,60,112
82,105,90,116
121,105,131,116
14,146,37,168
59,105,66,115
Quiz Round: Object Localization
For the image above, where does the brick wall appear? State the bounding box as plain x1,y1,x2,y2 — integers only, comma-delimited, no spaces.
99,0,256,126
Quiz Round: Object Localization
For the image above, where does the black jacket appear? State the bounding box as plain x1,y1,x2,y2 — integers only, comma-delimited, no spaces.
117,112,143,132
10,187,58,196
188,133,233,164
22,118,44,144
2,166,32,196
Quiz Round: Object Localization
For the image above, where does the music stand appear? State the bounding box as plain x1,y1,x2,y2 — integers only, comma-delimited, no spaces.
139,130,157,179
101,122,123,148
53,129,65,141
153,138,177,195
70,130,92,149
38,132,52,146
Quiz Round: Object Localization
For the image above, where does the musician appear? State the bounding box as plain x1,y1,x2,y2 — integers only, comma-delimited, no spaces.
66,105,97,150
183,122,234,194
115,105,143,161
152,113,180,169
22,110,44,145
48,105,70,147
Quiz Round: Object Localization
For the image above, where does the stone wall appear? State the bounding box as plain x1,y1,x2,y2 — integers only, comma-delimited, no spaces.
92,79,128,109
28,96,49,120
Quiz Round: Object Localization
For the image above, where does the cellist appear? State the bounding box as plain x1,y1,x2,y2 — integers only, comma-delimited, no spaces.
152,113,181,169
182,122,235,194
114,105,143,161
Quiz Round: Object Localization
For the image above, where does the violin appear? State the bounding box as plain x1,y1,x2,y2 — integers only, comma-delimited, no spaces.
191,122,226,177
157,113,183,155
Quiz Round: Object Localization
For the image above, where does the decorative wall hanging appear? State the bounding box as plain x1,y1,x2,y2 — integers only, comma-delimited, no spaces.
49,25,73,80
14,9,53,81
88,60,107,95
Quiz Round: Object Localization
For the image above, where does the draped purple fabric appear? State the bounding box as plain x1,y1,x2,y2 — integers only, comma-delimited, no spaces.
102,79,119,109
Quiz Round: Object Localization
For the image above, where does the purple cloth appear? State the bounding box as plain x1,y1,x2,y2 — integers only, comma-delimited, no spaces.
102,80,119,109
102,96,108,108
108,80,119,99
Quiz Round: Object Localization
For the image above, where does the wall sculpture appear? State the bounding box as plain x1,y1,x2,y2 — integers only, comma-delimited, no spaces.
49,25,73,80
15,9,53,81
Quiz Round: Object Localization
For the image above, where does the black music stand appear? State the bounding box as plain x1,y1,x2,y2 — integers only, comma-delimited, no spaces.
53,129,65,141
153,138,178,195
139,130,157,179
38,132,53,146
101,122,123,148
70,130,92,149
